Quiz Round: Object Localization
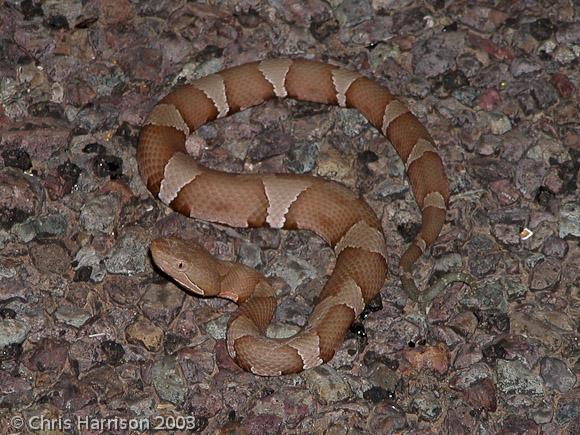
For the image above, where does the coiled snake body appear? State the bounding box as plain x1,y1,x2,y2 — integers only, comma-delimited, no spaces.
139,59,470,375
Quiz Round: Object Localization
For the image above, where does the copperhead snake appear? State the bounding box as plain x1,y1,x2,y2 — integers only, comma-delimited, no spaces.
138,58,473,376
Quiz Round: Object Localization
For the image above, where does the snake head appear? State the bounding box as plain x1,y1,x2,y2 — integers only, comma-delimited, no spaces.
150,237,221,296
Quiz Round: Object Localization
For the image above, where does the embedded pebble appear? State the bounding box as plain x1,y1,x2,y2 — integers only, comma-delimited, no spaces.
540,357,576,393
489,113,512,135
151,355,188,406
402,344,450,375
555,390,580,425
367,362,400,393
447,311,478,337
336,0,373,27
0,319,30,347
412,390,442,421
511,312,563,352
510,57,542,77
140,282,185,326
462,278,508,313
529,257,562,291
29,242,70,275
103,230,148,274
79,194,120,234
302,366,353,404
204,314,229,341
530,18,556,41
125,317,164,352
2,149,32,171
559,202,580,238
0,170,42,229
54,306,91,328
497,360,544,396
285,142,320,174
268,254,317,291
413,33,465,78
363,386,393,403
23,338,69,372
504,278,528,300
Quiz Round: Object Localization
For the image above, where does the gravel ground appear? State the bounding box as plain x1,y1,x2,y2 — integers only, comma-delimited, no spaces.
0,0,578,433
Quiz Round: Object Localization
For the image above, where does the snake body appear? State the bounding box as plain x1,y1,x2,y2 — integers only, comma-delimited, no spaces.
139,59,451,375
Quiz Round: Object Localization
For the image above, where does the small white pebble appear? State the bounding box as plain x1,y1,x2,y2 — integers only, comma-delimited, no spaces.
520,228,534,240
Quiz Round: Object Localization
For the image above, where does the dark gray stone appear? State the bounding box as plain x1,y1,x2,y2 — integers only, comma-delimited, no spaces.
497,360,543,396
540,357,576,392
151,356,188,406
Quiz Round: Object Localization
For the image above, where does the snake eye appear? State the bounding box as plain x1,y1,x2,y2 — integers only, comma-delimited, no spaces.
177,261,184,270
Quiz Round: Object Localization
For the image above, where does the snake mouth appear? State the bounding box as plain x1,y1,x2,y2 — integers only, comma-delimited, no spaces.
177,272,206,296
